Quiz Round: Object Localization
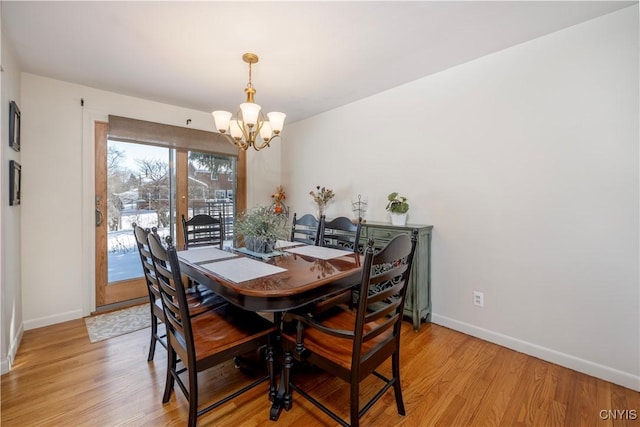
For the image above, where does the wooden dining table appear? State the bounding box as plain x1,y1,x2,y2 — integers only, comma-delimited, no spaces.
177,242,363,420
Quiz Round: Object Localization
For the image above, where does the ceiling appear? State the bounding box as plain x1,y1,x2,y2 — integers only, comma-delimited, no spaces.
2,1,635,124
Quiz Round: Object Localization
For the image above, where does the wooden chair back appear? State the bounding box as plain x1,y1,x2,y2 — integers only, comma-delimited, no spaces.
132,223,166,360
290,213,323,245
133,224,160,303
353,231,417,370
182,213,224,249
147,232,194,369
321,216,362,253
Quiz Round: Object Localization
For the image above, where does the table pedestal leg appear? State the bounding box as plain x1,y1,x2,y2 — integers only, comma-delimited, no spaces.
269,312,288,421
267,339,276,402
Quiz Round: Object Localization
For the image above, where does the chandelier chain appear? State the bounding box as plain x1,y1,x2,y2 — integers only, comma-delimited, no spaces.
247,61,253,89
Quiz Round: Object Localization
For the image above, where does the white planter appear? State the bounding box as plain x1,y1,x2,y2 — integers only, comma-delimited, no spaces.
390,213,407,226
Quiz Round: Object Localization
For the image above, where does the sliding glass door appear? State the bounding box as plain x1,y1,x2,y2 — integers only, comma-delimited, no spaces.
94,121,239,309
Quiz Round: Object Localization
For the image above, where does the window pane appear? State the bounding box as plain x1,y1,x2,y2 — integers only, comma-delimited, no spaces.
107,140,173,282
187,152,237,241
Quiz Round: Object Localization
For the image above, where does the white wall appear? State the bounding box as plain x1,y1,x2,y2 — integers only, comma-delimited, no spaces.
282,6,639,390
19,73,280,328
1,20,24,374
247,140,282,208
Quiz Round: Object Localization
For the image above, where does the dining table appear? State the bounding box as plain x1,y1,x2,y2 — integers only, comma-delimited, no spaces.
176,241,363,421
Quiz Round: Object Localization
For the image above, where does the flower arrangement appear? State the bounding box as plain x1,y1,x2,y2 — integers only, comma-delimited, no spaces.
309,186,335,217
386,192,409,214
271,185,286,204
310,186,335,206
235,205,289,253
271,185,286,214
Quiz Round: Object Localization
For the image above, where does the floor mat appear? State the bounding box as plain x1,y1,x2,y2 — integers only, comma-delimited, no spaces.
85,304,152,343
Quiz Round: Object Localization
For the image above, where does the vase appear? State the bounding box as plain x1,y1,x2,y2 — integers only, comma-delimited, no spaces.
317,204,325,219
244,236,275,253
390,213,407,226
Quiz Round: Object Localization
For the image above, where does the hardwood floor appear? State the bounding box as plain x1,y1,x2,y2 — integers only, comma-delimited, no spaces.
1,318,638,426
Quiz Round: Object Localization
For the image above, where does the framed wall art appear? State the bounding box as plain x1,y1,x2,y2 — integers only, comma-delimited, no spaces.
9,100,21,152
9,160,21,206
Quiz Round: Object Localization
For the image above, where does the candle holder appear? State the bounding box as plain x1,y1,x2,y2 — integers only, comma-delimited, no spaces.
351,194,368,222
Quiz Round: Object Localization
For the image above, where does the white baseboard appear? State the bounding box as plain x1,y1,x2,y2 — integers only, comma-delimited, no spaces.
23,309,83,331
431,314,640,392
1,322,24,375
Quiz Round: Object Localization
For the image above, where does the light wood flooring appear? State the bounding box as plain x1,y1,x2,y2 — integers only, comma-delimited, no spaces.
1,317,638,426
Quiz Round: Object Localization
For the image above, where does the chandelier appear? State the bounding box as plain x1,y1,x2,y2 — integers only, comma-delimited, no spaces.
212,53,286,151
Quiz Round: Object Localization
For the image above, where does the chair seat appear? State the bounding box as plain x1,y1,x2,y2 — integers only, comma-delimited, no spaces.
282,306,392,371
185,286,227,316
190,283,214,294
191,304,276,365
153,286,227,317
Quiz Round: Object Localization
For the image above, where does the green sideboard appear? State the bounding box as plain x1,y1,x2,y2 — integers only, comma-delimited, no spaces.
360,221,433,330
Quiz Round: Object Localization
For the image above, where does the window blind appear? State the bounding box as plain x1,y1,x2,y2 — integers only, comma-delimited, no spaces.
107,115,238,157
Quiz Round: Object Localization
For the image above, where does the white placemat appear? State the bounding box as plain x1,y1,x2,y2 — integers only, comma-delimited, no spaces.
177,247,237,263
200,257,287,282
284,245,353,260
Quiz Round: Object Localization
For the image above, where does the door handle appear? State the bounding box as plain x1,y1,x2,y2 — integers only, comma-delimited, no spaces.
95,208,103,227
95,196,104,227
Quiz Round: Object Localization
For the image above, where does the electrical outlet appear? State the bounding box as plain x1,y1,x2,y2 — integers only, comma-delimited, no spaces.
473,291,484,307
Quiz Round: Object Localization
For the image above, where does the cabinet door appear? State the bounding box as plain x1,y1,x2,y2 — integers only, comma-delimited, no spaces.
368,226,396,243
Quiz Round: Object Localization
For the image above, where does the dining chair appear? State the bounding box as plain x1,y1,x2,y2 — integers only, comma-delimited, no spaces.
182,213,224,249
147,233,277,427
182,213,224,289
308,216,363,313
290,213,323,245
282,230,419,427
320,216,362,253
132,224,225,362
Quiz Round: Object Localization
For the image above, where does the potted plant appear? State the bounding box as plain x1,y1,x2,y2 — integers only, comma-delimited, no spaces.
235,205,289,253
386,192,409,226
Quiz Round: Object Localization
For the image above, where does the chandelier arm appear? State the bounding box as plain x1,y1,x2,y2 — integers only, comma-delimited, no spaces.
221,133,245,150
255,110,266,134
235,135,250,150
236,134,250,150
233,108,252,144
237,116,253,145
222,133,249,150
253,141,268,151
253,134,280,151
